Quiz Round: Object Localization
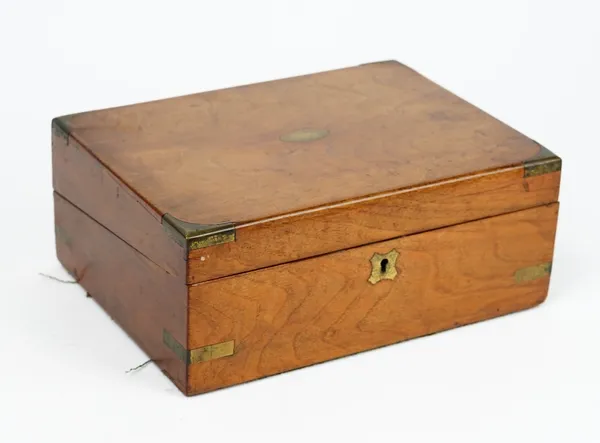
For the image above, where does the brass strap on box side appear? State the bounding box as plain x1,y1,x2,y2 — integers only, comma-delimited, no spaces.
163,330,235,365
161,213,235,251
514,262,552,283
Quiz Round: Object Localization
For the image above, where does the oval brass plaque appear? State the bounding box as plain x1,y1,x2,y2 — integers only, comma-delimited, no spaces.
280,128,329,143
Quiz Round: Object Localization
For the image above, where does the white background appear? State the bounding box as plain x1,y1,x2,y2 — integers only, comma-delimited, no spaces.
1,1,599,441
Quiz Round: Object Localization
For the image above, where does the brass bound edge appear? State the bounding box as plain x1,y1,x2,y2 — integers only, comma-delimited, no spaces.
162,213,235,251
163,330,235,365
524,144,562,178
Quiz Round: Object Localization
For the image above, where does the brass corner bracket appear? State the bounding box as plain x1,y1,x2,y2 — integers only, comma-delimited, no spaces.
52,117,71,144
163,330,235,365
162,213,235,251
524,144,562,178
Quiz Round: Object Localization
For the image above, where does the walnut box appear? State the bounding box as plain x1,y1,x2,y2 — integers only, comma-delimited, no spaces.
52,60,561,395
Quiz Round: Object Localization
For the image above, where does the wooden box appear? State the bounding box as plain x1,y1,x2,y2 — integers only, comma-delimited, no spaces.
52,61,561,395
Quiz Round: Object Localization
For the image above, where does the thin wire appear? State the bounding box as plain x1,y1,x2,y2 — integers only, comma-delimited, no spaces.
126,359,153,374
38,273,79,284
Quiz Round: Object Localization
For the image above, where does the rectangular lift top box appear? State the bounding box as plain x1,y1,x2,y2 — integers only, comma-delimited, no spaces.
52,60,561,395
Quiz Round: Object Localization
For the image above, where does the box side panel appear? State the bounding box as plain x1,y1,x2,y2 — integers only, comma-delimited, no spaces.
52,122,186,278
187,203,559,395
54,192,188,393
187,167,560,283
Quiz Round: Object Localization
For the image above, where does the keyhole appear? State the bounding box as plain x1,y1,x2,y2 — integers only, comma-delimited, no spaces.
380,258,389,274
368,250,399,285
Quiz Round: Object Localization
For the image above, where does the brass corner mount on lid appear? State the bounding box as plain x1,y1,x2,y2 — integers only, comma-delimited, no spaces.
524,144,562,178
161,213,235,251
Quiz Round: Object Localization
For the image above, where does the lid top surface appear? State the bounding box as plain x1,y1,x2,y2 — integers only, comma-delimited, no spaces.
59,61,541,225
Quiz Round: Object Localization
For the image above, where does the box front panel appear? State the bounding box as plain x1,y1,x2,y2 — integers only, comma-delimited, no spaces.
186,203,558,395
187,168,560,283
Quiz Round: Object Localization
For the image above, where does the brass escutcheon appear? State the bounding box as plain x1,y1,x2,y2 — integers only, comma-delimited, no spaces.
368,249,399,284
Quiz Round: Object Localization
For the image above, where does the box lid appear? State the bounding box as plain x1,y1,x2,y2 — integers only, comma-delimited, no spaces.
53,61,561,284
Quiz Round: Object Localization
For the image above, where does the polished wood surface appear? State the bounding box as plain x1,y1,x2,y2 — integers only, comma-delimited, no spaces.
187,203,558,395
51,61,562,396
54,193,188,391
56,61,543,226
187,168,560,283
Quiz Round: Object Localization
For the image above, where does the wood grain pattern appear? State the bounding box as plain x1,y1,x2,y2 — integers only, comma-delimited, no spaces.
51,61,562,396
187,168,560,283
52,127,186,278
187,203,558,395
53,61,560,285
54,193,188,391
56,61,543,226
